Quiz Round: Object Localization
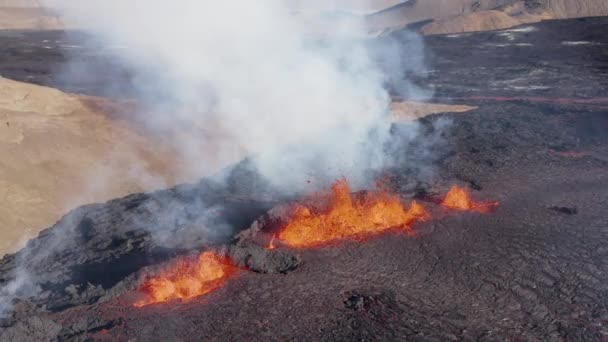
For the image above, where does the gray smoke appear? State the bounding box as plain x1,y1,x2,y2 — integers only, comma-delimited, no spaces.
1,0,437,316
48,0,432,192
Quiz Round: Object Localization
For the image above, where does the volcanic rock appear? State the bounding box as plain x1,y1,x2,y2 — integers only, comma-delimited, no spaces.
60,317,123,340
0,169,278,312
222,243,300,274
548,205,578,215
0,16,607,341
335,288,464,341
0,315,62,342
0,299,61,342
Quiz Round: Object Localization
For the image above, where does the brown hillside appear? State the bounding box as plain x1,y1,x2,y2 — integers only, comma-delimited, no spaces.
368,0,608,35
0,77,186,255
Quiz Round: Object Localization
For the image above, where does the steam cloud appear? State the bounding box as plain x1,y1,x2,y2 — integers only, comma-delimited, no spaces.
50,0,428,192
1,1,433,316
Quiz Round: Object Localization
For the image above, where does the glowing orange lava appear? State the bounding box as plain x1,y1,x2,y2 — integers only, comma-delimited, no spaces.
549,149,590,158
267,234,277,250
277,178,428,248
134,251,234,307
441,185,498,213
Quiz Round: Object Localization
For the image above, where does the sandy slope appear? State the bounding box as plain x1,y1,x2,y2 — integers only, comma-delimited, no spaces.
0,6,62,30
0,77,189,256
391,101,476,120
0,0,63,29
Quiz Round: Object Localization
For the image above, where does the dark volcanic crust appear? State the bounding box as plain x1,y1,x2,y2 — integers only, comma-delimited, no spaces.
1,16,608,342
35,101,606,342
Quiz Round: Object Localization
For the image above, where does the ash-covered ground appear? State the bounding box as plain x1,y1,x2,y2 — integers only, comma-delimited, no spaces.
1,17,608,341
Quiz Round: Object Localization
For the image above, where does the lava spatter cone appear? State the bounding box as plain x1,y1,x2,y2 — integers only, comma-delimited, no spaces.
441,185,498,213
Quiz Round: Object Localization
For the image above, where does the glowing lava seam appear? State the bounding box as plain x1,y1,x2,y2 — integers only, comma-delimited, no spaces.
134,251,234,307
276,181,498,248
276,178,428,248
441,185,499,213
135,181,498,306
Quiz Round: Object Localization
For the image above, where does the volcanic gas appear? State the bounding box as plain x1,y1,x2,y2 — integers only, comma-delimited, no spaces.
134,251,235,307
441,185,498,213
276,178,428,248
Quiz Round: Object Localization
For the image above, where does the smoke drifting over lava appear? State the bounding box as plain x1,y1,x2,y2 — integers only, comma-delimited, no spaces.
0,0,433,318
277,178,428,248
441,185,499,213
135,251,235,307
39,0,435,249
49,0,428,193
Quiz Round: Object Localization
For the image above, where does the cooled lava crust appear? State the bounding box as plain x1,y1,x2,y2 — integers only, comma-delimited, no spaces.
1,17,608,341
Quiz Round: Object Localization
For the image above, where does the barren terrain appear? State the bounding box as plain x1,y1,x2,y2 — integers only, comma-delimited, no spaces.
1,16,607,341
0,28,477,257
368,0,608,35
3,1,608,36
0,77,189,255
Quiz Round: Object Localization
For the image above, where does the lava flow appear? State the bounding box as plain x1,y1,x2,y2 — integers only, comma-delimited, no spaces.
134,251,234,307
441,185,498,213
277,178,428,248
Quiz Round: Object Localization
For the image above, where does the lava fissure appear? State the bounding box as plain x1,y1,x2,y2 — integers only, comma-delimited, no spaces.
276,178,429,248
441,185,499,213
134,251,235,307
266,234,277,250
134,181,499,306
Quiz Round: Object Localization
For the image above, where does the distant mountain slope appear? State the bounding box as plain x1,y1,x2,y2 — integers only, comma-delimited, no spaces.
2,1,400,30
368,0,608,35
1,0,606,33
0,6,62,30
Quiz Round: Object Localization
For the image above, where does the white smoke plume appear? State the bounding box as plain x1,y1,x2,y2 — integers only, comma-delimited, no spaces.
0,1,434,317
47,0,428,192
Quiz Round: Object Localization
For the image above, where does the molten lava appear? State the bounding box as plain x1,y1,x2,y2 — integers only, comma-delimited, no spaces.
267,234,277,250
277,178,428,248
548,149,591,158
441,185,498,213
134,251,234,307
